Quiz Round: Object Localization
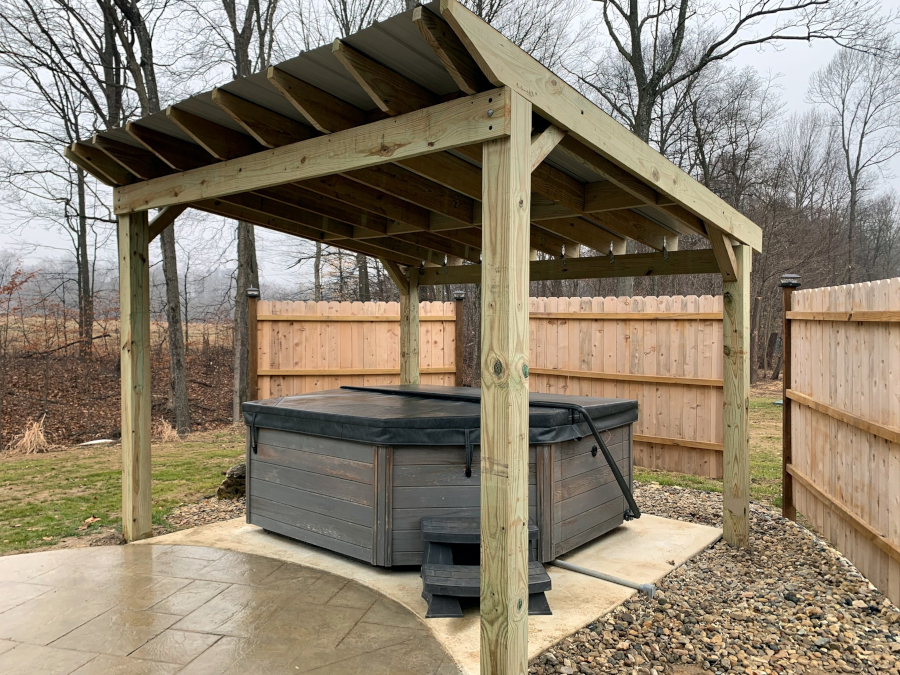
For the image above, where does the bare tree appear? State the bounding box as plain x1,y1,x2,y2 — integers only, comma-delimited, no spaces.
0,0,127,357
109,0,192,433
808,41,900,283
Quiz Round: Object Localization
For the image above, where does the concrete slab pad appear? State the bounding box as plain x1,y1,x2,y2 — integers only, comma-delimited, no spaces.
139,515,720,675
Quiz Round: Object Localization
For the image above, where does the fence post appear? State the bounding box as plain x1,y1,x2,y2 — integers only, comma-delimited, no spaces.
247,287,259,401
454,290,466,386
780,273,801,521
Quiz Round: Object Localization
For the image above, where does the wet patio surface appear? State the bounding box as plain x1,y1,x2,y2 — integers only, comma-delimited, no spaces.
0,545,456,675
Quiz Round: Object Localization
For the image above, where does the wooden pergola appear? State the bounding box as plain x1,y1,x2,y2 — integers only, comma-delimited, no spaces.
66,1,761,671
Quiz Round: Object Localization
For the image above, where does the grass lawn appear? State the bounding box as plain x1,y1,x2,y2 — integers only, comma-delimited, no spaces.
0,428,245,555
634,393,784,507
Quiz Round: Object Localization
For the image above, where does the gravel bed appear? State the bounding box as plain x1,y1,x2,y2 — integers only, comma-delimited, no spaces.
165,496,245,529
531,482,900,675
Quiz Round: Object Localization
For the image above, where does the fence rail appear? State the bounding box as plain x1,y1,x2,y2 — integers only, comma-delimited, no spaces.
255,295,725,478
784,278,900,606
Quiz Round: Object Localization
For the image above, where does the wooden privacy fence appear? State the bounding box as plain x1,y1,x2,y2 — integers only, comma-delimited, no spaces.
254,296,726,478
783,278,900,606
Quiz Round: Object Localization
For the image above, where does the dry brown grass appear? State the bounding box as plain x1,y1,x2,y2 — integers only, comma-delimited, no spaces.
152,418,180,443
8,416,53,455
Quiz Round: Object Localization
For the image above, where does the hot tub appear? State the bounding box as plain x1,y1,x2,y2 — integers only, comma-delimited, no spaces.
242,385,638,567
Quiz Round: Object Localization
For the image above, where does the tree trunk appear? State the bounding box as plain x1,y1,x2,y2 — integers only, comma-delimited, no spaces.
847,181,857,284
160,226,191,433
749,295,761,385
615,241,636,297
314,243,322,301
76,168,93,358
233,221,259,422
357,253,370,301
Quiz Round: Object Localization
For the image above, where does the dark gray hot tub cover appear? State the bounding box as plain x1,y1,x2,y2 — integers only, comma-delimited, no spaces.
242,385,638,447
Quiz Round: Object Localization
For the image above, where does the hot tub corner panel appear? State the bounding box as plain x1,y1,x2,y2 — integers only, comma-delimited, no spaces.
248,428,379,564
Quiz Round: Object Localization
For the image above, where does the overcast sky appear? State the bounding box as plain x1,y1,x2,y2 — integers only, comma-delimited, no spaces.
2,0,899,290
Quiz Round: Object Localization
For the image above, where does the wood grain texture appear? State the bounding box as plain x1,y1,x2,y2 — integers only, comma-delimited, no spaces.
722,245,751,547
479,90,531,675
786,278,900,605
114,88,509,214
785,310,900,322
413,5,490,95
400,268,421,385
118,212,152,542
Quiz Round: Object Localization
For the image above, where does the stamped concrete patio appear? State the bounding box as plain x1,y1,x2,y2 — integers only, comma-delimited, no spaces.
0,544,454,675
0,515,720,675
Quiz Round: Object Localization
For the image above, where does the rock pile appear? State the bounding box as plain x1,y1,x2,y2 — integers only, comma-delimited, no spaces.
216,462,246,499
531,483,900,675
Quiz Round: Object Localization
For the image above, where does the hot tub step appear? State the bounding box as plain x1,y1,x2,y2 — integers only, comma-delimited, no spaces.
422,561,551,597
421,561,552,617
421,517,538,544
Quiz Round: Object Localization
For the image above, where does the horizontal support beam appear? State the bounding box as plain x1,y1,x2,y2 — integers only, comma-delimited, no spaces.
528,367,722,387
787,389,900,445
528,312,722,321
115,88,509,214
785,310,900,323
633,434,724,452
257,314,454,322
787,463,900,565
418,249,721,285
259,366,455,376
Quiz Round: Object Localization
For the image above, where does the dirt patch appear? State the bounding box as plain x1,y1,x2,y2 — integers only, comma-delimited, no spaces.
1,346,233,449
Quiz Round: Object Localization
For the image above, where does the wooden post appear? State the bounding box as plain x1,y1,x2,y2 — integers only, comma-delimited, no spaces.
722,244,751,547
118,211,152,542
780,274,801,521
247,287,260,401
480,90,532,675
454,290,466,386
400,267,420,385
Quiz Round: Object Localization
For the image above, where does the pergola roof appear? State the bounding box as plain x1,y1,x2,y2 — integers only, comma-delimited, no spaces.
65,0,762,284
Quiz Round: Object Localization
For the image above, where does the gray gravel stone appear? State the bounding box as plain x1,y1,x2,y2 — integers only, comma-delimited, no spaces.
528,482,900,675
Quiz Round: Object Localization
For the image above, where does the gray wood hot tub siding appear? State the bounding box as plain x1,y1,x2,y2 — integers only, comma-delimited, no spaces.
247,424,632,566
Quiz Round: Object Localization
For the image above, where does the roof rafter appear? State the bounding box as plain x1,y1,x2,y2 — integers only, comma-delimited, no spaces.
68,142,133,185
439,0,762,250
413,5,490,96
211,87,317,148
166,106,263,160
267,66,370,133
92,135,171,180
534,216,626,255
332,39,440,115
126,122,210,171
